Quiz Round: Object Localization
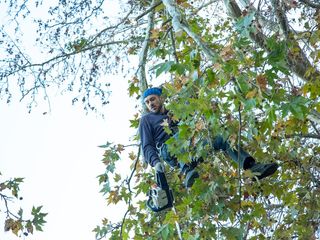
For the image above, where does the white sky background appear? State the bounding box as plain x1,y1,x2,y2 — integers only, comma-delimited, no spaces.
0,75,137,240
0,1,139,239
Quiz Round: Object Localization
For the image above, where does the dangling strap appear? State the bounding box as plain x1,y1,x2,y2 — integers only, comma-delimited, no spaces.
156,142,164,158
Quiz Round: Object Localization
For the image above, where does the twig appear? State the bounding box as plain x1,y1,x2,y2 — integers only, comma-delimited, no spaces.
135,0,162,21
119,146,141,239
87,5,136,46
170,28,179,63
310,121,320,135
0,193,20,219
282,133,320,140
126,146,141,193
119,207,130,239
193,0,219,14
237,104,242,210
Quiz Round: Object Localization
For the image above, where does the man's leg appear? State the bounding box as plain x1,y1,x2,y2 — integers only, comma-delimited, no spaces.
212,136,278,180
160,143,199,188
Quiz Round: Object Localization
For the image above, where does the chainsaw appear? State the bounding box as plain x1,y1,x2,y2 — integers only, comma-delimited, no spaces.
146,171,174,212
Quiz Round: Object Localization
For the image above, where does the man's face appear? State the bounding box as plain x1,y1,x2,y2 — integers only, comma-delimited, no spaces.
144,94,163,113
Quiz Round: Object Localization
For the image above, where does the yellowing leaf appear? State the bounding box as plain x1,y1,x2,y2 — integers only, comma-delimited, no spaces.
128,151,136,160
220,45,234,61
256,74,267,91
246,89,257,99
113,173,121,182
116,144,125,153
150,29,160,39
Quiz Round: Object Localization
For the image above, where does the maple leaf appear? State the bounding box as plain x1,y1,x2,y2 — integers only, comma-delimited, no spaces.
116,144,125,153
220,45,234,61
256,74,267,91
246,88,257,99
160,118,169,127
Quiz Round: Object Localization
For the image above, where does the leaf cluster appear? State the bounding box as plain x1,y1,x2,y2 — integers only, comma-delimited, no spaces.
0,173,47,237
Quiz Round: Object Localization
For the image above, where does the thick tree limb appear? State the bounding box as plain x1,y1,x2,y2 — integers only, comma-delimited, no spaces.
271,0,290,37
224,0,320,83
137,0,156,96
162,0,218,60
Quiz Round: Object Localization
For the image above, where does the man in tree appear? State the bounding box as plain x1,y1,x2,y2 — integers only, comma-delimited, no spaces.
139,87,278,188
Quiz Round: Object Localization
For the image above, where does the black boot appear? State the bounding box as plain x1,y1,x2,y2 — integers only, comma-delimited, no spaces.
184,168,199,188
248,162,278,180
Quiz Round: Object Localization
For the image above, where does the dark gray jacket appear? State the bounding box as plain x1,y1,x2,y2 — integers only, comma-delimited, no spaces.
139,111,175,167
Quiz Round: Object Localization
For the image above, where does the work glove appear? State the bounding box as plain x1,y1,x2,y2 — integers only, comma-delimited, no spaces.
154,162,165,172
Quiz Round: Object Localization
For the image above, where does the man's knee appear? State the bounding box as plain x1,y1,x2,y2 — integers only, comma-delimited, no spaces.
213,135,227,151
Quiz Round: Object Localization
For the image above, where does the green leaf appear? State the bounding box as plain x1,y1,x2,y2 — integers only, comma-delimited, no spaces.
152,61,175,77
156,224,169,239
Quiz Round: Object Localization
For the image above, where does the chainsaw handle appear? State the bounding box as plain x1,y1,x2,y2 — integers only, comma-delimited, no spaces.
146,196,160,212
146,191,173,212
156,171,169,189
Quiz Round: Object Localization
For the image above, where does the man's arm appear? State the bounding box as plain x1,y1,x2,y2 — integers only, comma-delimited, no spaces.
139,116,161,167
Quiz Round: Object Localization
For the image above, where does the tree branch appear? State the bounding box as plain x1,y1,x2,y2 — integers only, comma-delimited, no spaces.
135,0,162,21
299,0,320,9
138,0,156,97
87,5,136,46
2,39,140,79
120,146,141,239
224,0,320,83
193,0,220,14
271,0,290,37
310,121,320,135
284,133,320,140
308,110,320,125
162,0,218,60
170,28,179,63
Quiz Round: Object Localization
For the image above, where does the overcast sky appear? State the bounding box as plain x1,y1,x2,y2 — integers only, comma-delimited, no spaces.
0,74,137,239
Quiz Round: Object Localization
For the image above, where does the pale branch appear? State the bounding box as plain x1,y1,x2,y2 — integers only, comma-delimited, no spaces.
123,143,140,148
310,121,320,135
162,0,218,60
224,0,320,83
265,204,285,210
193,0,220,14
308,110,320,125
135,0,162,21
299,0,320,9
2,39,139,78
87,5,136,47
283,133,320,140
11,0,30,20
271,0,290,37
138,0,156,95
1,28,32,66
47,0,106,28
0,193,20,220
170,28,179,64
